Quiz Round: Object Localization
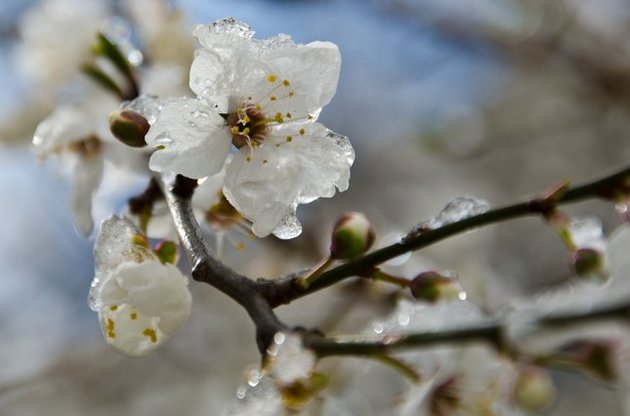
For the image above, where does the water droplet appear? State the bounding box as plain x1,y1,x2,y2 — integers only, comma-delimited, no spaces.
569,217,604,249
127,50,143,66
273,332,286,345
236,385,247,399
397,312,410,326
154,132,173,146
373,322,384,334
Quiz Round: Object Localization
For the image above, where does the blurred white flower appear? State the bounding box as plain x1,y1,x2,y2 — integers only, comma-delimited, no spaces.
89,216,192,357
144,18,354,239
266,332,317,385
16,0,108,89
33,90,144,235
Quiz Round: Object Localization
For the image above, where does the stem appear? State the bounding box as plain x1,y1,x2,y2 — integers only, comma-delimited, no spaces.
304,298,630,358
165,175,286,353
299,257,334,289
371,269,411,288
263,165,630,306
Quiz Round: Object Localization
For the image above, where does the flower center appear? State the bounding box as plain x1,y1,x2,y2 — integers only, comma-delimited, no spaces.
228,105,268,149
227,73,297,150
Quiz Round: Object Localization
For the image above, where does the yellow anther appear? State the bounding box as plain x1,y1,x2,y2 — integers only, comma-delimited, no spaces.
299,128,305,135
286,112,292,118
107,331,116,338
130,312,138,320
107,318,115,331
286,136,293,142
288,91,295,97
110,305,118,311
237,108,245,115
236,242,246,251
263,159,268,164
242,115,251,123
246,156,252,162
270,96,277,101
242,127,250,135
255,104,262,111
275,112,284,123
231,126,240,134
283,79,290,86
267,74,277,83
143,328,157,343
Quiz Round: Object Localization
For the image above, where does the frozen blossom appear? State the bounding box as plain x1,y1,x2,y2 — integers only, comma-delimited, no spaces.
143,18,354,238
89,216,192,357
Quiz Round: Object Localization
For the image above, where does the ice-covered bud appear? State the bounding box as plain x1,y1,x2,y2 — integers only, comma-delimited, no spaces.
330,212,375,260
109,110,149,147
512,365,556,412
409,271,466,302
571,248,606,281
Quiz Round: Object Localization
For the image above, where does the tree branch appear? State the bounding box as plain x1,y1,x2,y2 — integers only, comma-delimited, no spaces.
263,165,630,306
304,298,630,358
165,175,286,353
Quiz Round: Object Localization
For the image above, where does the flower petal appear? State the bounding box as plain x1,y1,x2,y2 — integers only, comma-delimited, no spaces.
71,154,104,236
146,97,231,179
224,121,354,238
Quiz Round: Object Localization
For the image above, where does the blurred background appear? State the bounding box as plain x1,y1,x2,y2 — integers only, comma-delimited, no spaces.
0,0,628,414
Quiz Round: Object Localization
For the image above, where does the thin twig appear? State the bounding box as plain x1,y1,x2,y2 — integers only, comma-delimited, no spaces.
263,166,630,306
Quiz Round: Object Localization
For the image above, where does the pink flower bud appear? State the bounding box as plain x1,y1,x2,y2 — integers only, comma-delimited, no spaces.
330,212,375,260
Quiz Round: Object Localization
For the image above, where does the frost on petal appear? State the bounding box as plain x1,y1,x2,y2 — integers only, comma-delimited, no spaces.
97,261,192,357
71,154,104,236
224,122,354,238
146,97,231,179
190,21,340,116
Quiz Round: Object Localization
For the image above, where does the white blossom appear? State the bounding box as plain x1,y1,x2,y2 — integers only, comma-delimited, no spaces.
33,90,144,235
266,332,317,385
144,18,354,239
89,216,192,357
16,0,108,88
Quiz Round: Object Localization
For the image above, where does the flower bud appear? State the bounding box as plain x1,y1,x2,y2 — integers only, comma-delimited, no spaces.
109,110,149,147
571,248,606,280
330,212,375,260
513,365,556,412
154,240,179,265
409,271,465,302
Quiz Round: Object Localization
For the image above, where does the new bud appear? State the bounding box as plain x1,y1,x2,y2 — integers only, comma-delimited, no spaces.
409,271,465,302
571,248,606,280
513,365,556,412
330,212,375,260
109,110,149,148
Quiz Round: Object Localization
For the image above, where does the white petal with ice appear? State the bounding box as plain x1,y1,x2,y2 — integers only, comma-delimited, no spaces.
71,155,104,236
224,122,354,238
267,332,316,385
145,97,231,179
97,260,192,357
191,19,340,115
90,216,191,357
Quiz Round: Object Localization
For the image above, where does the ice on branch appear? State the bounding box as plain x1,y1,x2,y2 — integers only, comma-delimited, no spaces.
266,332,317,385
140,18,354,239
88,216,192,357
